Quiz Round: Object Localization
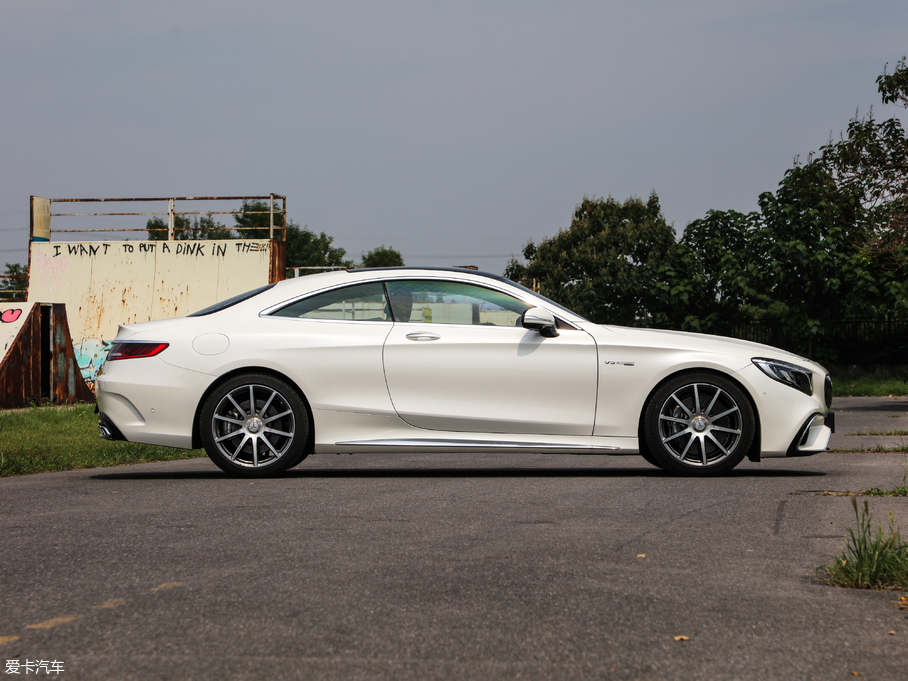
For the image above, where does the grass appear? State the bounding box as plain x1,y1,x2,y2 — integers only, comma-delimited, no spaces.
832,375,908,397
861,486,908,497
0,403,205,477
847,430,908,436
829,445,908,453
817,498,908,590
848,430,908,437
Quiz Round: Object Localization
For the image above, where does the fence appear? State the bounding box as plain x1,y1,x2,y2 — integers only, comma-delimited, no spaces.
30,194,287,241
724,317,908,366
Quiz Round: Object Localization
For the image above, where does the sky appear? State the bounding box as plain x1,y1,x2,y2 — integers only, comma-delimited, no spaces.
2,1,906,275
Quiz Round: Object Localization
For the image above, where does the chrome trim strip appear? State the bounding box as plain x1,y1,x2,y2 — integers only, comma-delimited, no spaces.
798,414,820,447
334,438,620,450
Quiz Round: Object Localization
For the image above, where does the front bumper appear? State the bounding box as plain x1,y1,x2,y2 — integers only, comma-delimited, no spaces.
786,411,834,457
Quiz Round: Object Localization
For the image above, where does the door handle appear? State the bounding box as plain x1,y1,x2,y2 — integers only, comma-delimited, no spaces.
405,332,441,342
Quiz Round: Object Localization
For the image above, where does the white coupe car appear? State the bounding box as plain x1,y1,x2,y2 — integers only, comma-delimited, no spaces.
96,267,834,477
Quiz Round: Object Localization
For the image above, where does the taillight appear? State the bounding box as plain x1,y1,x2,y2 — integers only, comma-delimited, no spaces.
107,342,169,360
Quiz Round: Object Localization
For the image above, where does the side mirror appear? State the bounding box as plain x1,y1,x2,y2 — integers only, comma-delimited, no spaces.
521,307,559,337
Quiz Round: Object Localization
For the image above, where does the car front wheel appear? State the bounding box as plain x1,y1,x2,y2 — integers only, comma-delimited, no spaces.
643,373,754,476
200,373,310,477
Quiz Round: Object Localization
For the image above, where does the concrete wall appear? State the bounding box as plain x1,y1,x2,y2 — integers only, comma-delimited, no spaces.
27,240,277,382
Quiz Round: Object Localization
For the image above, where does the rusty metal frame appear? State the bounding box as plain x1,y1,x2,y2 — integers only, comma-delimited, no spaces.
30,194,288,240
0,303,95,408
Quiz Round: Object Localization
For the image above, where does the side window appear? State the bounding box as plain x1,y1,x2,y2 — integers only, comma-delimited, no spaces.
386,280,532,327
270,282,390,321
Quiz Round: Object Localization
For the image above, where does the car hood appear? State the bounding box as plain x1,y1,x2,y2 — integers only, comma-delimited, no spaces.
591,324,823,370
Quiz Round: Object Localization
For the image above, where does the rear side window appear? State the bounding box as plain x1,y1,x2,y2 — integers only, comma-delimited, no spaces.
270,282,391,321
188,284,276,317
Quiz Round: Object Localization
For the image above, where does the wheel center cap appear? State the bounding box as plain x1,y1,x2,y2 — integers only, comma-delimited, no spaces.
692,417,708,432
246,418,263,434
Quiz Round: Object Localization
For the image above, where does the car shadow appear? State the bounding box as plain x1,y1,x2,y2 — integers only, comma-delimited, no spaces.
91,466,827,481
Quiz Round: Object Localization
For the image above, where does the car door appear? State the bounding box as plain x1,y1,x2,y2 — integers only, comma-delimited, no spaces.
381,279,598,436
263,281,396,415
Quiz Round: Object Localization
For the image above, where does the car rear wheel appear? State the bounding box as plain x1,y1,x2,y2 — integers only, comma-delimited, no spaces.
643,373,754,476
200,373,310,477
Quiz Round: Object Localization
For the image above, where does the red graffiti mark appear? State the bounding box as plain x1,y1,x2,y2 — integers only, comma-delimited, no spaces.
1,309,23,323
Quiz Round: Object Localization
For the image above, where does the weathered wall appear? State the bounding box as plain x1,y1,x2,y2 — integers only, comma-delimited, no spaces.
27,240,278,381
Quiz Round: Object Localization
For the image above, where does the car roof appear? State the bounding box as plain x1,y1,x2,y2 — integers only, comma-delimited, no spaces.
264,267,587,323
347,266,508,282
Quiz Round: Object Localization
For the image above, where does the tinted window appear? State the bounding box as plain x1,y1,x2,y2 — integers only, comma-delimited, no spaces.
271,282,390,321
386,280,531,326
188,284,276,317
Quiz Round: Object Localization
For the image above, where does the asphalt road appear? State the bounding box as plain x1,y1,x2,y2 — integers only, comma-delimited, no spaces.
2,441,907,680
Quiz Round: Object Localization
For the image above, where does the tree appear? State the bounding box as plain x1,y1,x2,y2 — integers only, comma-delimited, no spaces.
361,245,404,268
0,263,28,301
232,200,352,270
285,222,353,269
678,209,764,332
680,159,905,360
818,57,908,260
146,214,234,240
515,193,681,326
233,200,285,240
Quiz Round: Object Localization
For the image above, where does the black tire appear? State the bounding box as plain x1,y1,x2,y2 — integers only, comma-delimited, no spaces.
200,373,310,477
638,442,664,469
643,373,754,476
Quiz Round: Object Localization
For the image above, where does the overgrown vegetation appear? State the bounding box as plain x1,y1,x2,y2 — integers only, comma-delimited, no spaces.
817,498,908,590
0,404,205,477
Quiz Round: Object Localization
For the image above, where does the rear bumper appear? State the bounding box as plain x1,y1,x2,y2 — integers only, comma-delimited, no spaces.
95,356,212,450
98,412,127,441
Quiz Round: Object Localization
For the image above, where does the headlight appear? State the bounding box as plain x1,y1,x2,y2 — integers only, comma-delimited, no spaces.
752,358,813,396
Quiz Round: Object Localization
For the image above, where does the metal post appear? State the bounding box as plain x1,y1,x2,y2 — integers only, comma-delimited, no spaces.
168,199,175,240
269,194,275,239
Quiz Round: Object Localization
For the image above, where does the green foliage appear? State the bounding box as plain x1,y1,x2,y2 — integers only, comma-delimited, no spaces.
0,404,205,477
146,214,234,241
861,486,908,497
817,498,908,590
361,245,404,268
235,200,352,269
519,193,681,325
0,262,28,301
503,258,527,282
819,56,908,261
232,199,285,240
285,222,353,269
